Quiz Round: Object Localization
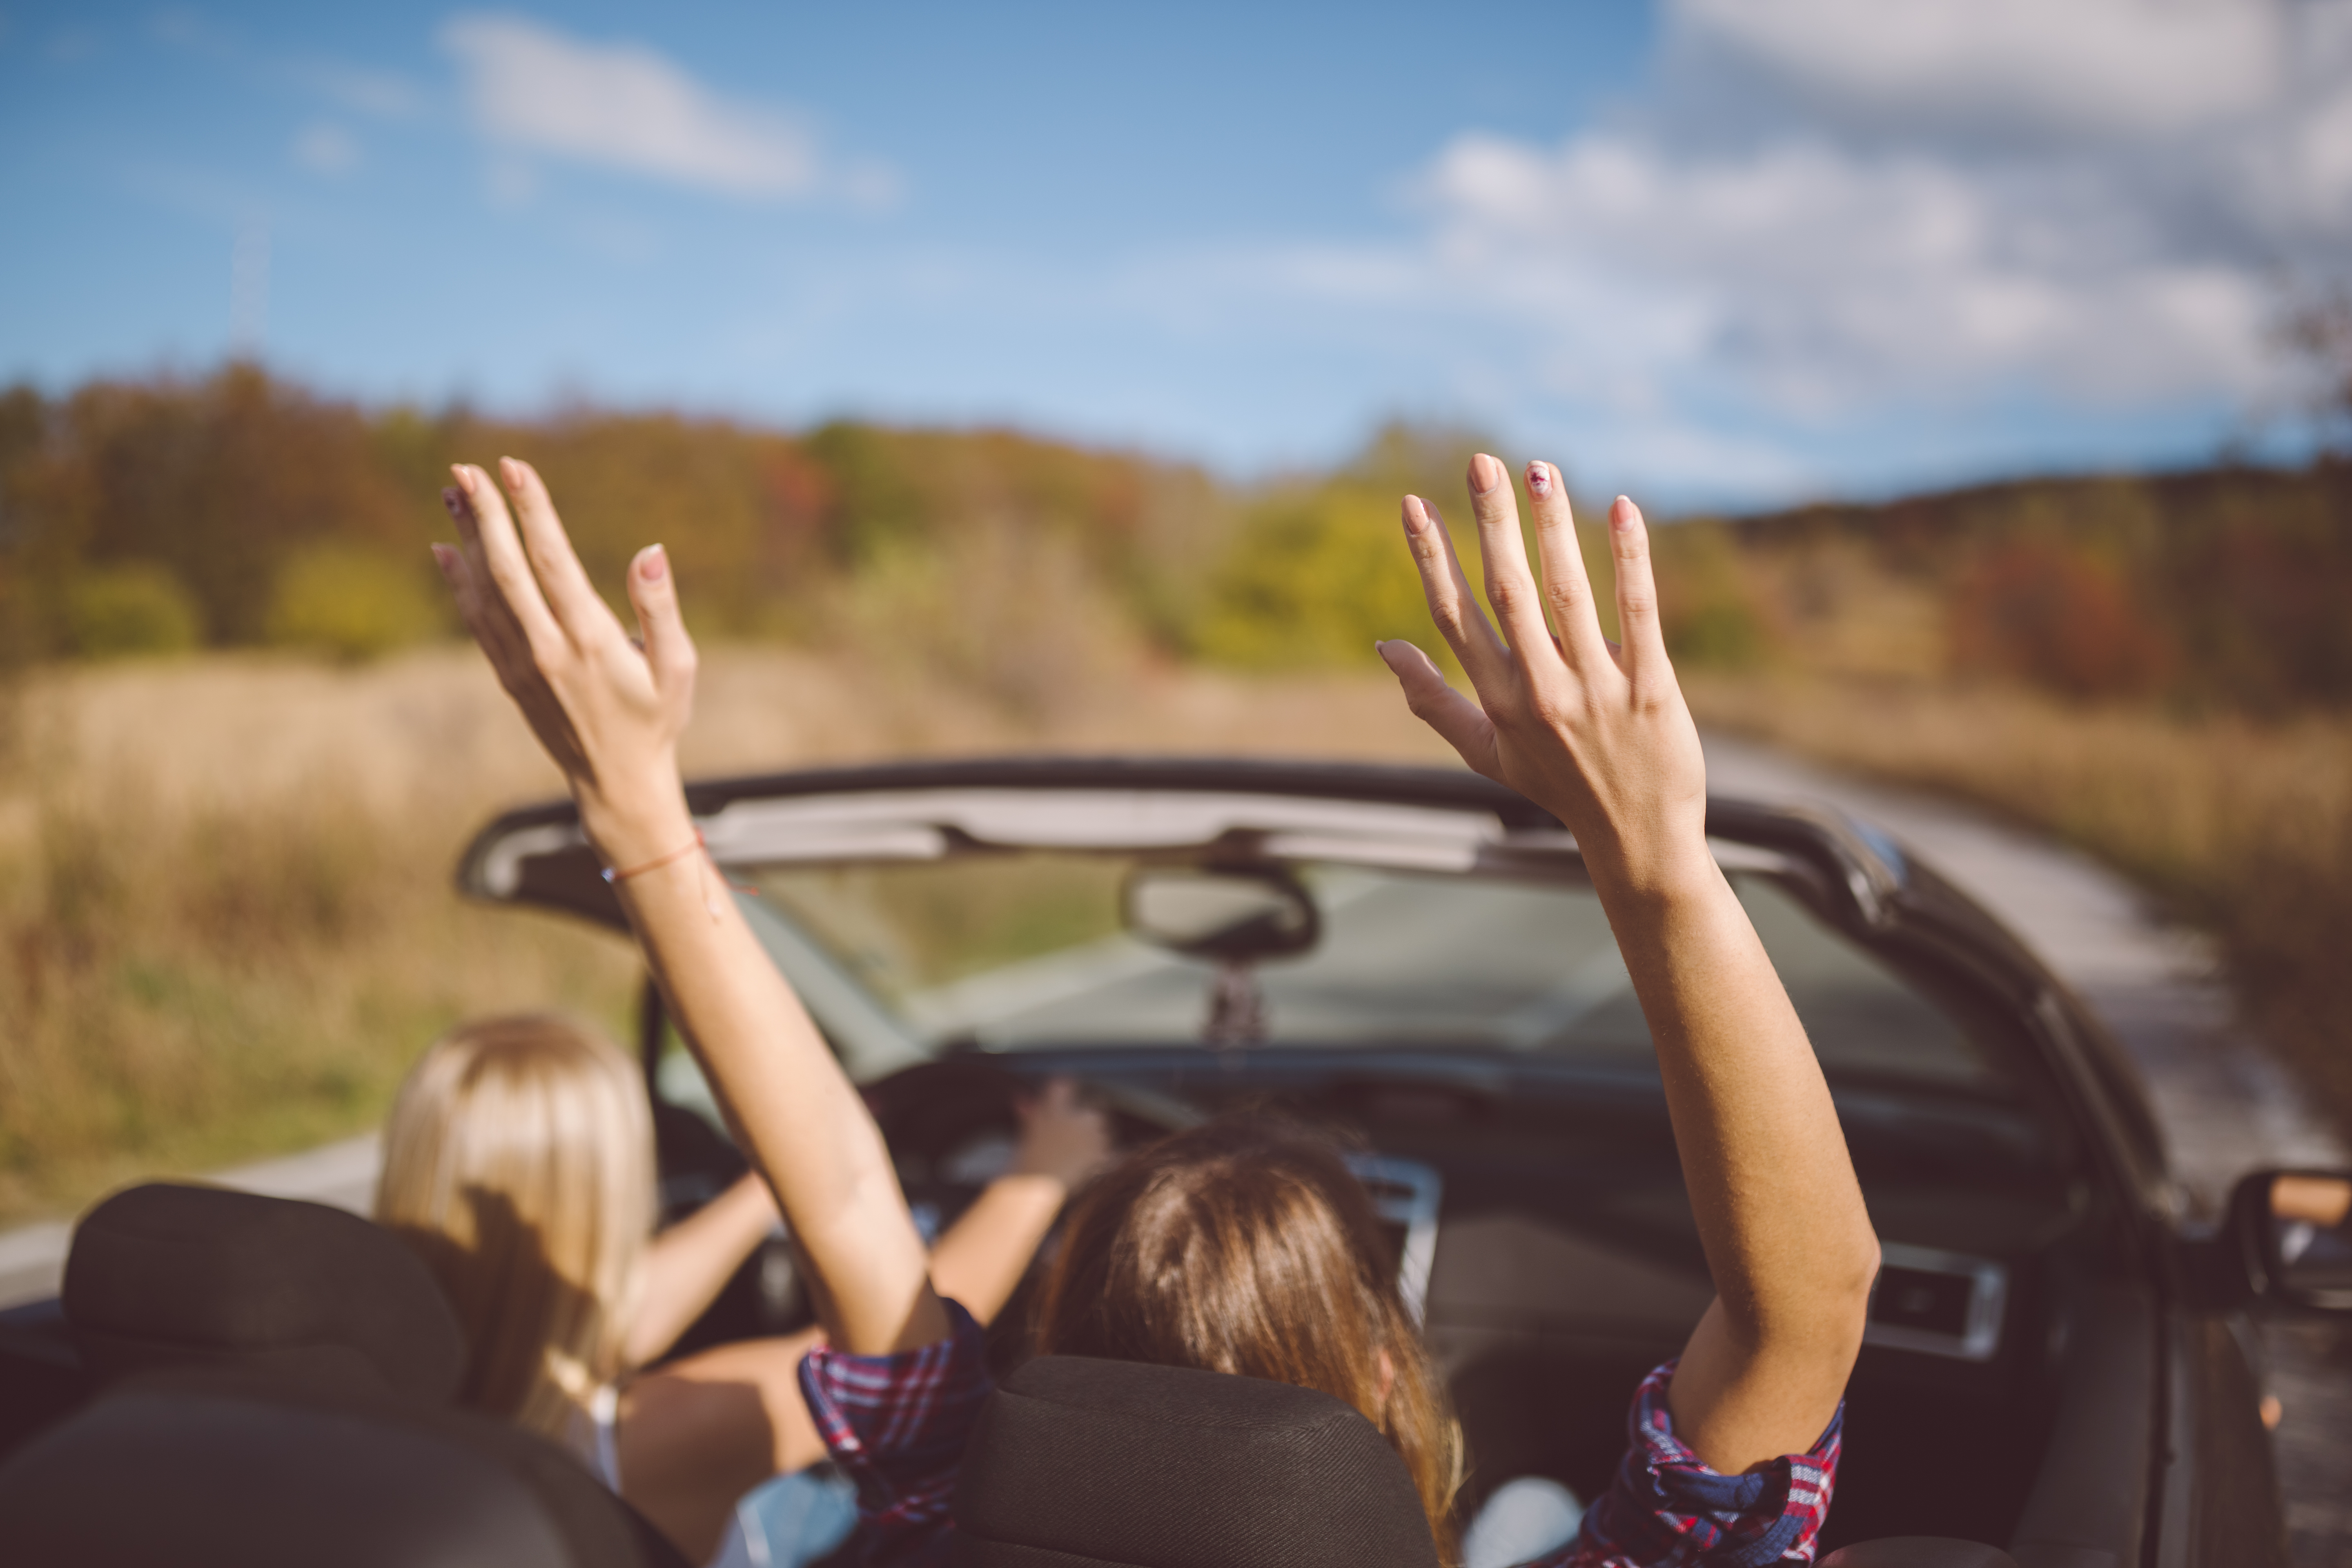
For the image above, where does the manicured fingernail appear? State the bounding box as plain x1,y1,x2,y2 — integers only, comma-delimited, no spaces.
450,464,474,494
500,457,522,491
1611,496,1636,528
441,486,466,521
429,543,455,578
1526,462,1552,496
1468,454,1506,495
639,543,668,582
1401,497,1429,536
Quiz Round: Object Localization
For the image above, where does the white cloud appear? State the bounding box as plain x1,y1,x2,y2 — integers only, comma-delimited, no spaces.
439,14,884,204
1675,0,2285,140
292,122,361,176
1381,0,2352,439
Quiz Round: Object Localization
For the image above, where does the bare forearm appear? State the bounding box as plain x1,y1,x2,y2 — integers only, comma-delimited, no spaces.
929,1174,1069,1325
1601,861,1879,1334
607,805,944,1354
628,1173,779,1366
1597,858,1878,1469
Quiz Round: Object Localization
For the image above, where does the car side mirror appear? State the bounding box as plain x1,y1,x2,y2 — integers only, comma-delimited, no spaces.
2223,1168,2352,1312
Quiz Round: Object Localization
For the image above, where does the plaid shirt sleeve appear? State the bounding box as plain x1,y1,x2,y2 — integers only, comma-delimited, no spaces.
1537,1359,1843,1568
797,1298,992,1568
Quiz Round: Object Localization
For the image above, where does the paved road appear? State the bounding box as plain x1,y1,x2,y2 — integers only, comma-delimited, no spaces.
0,1133,380,1310
4,732,2345,1557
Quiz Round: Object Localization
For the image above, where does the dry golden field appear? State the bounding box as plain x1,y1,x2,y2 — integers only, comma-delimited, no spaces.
0,645,1452,1224
1684,673,2352,1132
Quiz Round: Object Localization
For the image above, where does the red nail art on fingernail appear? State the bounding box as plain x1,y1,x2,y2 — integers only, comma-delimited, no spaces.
1527,463,1551,496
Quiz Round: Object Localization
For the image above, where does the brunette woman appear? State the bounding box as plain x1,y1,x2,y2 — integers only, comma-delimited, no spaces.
431,450,1879,1567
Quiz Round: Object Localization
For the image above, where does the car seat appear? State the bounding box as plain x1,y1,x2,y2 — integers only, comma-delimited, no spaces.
951,1354,1442,1568
949,1354,2025,1568
0,1365,690,1568
62,1180,466,1397
0,1181,688,1568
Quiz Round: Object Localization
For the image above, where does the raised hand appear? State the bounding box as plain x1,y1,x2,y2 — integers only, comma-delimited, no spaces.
1376,455,1708,899
434,458,947,1358
1382,453,1878,1477
433,459,697,866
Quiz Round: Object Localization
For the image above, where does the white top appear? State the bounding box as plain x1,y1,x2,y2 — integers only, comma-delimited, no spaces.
584,1383,623,1493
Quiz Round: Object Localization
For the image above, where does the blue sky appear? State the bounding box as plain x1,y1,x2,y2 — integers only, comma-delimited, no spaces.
4,1,2347,510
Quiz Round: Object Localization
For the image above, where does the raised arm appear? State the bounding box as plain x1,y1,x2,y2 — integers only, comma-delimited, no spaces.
435,459,947,1356
1377,454,1879,1475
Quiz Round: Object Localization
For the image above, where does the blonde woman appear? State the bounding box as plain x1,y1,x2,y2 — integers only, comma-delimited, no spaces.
375,1013,1109,1565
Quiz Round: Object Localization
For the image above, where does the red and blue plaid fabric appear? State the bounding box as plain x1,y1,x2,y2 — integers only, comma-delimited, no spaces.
798,1299,991,1568
1555,1359,1841,1566
802,1312,1842,1568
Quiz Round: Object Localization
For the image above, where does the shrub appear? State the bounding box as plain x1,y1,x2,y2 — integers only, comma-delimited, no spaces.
1948,540,2173,700
1196,485,1438,669
1655,521,1769,670
265,544,446,661
65,564,203,657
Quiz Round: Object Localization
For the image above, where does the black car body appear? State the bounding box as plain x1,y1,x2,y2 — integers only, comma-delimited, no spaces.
453,756,2345,1566
4,756,2340,1567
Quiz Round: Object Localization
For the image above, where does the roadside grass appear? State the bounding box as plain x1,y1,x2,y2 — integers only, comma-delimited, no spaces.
1683,672,2352,1136
0,646,1448,1227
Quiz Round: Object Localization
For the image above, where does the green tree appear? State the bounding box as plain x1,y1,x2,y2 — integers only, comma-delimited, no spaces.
265,544,445,662
65,564,203,657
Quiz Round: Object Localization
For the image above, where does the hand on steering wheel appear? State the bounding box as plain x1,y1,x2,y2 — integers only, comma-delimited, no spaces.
1011,1078,1116,1192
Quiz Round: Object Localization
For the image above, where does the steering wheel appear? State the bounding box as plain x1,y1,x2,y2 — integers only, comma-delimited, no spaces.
862,1056,1200,1234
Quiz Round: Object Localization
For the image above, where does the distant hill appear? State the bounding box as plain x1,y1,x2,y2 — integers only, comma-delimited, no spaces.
1709,464,2352,713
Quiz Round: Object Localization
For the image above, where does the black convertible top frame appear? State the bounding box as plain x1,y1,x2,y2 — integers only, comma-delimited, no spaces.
454,754,2171,1217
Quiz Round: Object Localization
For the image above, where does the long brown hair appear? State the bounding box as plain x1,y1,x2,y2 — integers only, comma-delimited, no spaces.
1034,1116,1462,1555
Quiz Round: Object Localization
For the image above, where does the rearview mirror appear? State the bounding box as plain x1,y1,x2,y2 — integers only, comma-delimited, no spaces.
2227,1168,2352,1312
1122,868,1319,962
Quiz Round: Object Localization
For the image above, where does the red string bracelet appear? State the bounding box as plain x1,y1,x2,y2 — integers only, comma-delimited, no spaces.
601,831,706,885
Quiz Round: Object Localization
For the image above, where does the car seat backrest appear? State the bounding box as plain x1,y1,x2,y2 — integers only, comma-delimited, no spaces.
62,1182,465,1402
0,1368,690,1568
952,1355,1441,1568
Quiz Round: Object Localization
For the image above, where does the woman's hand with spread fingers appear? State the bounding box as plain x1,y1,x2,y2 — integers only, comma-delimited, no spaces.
433,459,698,867
434,458,947,1359
1383,452,1879,1478
1376,455,1709,904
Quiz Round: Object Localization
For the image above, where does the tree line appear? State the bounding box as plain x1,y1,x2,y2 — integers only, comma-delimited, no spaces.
4,363,2349,716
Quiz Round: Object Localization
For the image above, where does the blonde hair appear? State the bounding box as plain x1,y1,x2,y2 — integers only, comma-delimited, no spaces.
375,1014,655,1441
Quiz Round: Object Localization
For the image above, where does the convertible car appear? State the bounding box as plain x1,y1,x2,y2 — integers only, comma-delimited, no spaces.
2,756,2345,1568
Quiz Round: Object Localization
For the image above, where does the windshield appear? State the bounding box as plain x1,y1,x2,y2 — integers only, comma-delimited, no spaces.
708,851,2004,1093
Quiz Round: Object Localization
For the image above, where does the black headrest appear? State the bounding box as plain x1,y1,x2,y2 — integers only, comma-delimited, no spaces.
0,1370,689,1568
952,1356,1439,1568
63,1183,465,1401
